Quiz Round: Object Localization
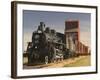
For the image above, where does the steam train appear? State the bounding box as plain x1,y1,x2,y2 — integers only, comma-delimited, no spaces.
26,22,75,64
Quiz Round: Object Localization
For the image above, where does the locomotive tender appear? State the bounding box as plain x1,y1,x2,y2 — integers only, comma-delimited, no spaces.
26,22,75,64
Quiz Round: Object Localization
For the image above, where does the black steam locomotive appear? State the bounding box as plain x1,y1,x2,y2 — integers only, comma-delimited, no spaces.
26,22,75,64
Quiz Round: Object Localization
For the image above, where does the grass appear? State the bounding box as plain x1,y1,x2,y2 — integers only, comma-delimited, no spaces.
63,56,91,67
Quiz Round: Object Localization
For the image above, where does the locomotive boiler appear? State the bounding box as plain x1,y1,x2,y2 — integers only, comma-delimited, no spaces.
26,22,75,64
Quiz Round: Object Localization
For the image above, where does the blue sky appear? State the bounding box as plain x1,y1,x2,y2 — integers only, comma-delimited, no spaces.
23,10,91,51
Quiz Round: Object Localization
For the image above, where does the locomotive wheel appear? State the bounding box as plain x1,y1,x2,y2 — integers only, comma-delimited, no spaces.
45,56,48,64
